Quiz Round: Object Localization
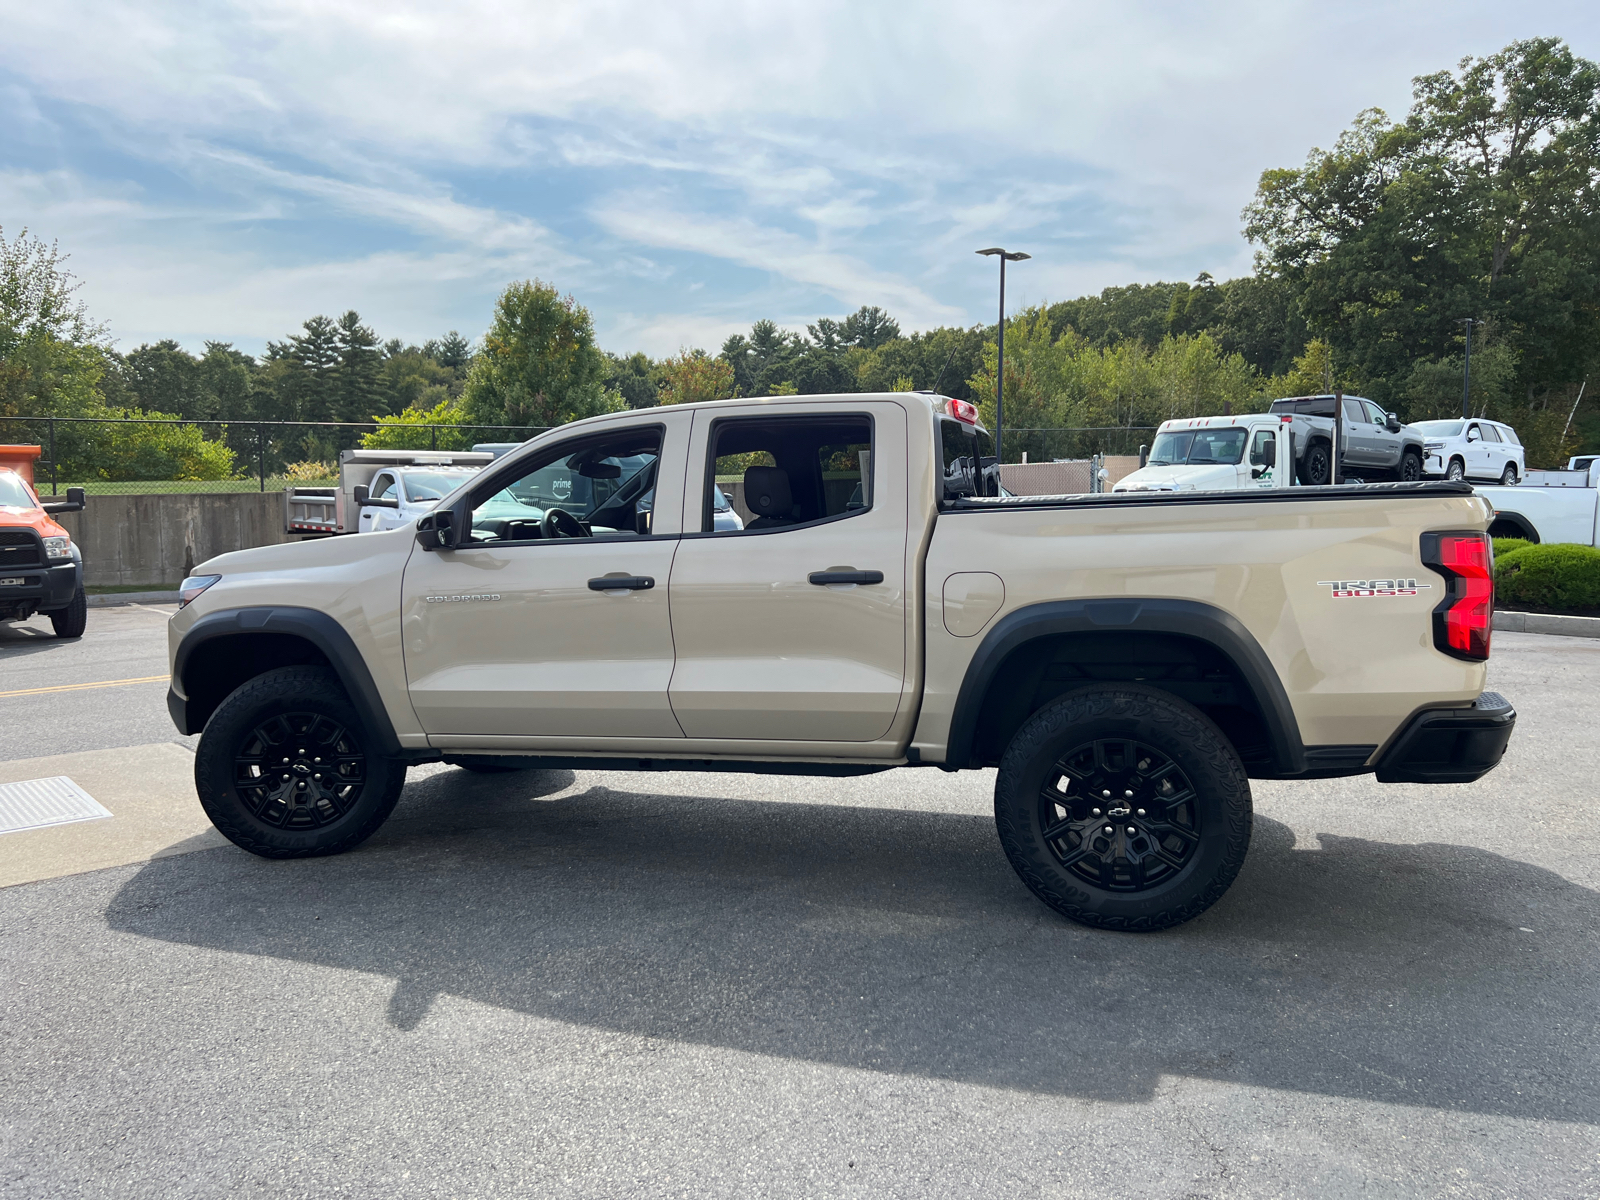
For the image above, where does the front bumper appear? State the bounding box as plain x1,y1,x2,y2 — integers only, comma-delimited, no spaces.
0,560,81,616
1374,691,1515,783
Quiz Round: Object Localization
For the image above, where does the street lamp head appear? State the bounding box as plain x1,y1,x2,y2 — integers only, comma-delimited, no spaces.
976,247,1031,261
1005,252,1031,262
976,248,1004,256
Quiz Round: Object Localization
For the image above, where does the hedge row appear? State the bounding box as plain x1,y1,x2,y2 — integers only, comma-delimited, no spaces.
1494,541,1600,615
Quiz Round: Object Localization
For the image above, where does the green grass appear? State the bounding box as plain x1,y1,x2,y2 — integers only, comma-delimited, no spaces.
40,477,332,496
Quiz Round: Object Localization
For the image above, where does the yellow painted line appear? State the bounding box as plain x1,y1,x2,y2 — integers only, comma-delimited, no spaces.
0,674,168,700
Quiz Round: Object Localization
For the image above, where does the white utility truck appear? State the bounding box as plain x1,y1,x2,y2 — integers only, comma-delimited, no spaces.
283,450,495,537
1476,456,1600,546
1113,414,1303,493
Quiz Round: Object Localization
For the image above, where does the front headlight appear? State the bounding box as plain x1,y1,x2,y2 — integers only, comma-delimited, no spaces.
179,574,222,607
1424,441,1445,451
42,535,72,560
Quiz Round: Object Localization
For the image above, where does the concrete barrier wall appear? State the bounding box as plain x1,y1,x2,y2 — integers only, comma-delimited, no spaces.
53,493,293,588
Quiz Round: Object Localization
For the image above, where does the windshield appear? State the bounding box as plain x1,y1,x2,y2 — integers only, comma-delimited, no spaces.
401,471,478,503
1412,421,1465,437
1147,428,1247,466
0,471,37,508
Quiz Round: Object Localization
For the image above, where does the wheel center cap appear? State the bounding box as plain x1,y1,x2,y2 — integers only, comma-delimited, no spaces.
293,762,311,775
1107,801,1131,818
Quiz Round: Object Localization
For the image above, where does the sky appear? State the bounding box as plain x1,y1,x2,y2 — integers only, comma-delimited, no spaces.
1,1,1596,358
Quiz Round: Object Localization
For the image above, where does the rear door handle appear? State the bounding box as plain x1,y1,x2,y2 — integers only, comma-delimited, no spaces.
808,570,884,586
588,575,655,591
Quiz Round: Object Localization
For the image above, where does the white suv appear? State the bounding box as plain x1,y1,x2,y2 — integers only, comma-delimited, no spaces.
1412,419,1525,485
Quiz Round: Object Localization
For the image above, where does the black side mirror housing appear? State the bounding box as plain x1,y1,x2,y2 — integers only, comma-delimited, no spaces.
416,509,457,551
40,486,86,515
1386,414,1401,432
353,484,370,504
1138,444,1149,468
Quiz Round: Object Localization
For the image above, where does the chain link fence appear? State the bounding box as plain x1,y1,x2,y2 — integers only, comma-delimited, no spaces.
0,416,546,495
1,415,1158,495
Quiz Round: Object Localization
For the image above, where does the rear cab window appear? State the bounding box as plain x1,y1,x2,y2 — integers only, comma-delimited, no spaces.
939,418,998,501
703,415,873,532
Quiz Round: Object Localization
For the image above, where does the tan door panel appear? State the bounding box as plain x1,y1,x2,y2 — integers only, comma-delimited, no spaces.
667,401,909,742
403,538,683,738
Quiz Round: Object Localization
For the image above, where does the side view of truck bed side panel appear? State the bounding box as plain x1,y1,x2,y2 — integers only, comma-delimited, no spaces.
912,490,1490,767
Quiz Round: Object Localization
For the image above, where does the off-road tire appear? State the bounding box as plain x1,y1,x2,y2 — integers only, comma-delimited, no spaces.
1298,441,1332,486
49,586,87,639
1500,463,1519,486
1400,449,1423,482
194,666,405,859
1446,458,1466,482
994,685,1252,932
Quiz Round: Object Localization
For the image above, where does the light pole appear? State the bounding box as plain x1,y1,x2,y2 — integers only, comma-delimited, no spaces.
977,247,1030,465
1458,317,1478,420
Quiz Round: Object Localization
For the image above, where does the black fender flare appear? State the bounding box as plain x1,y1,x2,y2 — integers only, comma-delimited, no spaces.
170,606,402,756
944,598,1306,774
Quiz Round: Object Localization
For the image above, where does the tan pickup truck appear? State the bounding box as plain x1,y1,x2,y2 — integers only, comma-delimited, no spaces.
166,392,1514,931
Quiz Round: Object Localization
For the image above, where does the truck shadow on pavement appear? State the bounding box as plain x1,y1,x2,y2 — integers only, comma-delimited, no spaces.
105,767,1600,1124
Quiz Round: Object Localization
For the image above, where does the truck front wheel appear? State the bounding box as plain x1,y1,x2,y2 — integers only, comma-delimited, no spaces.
194,666,406,859
993,685,1252,931
49,586,87,639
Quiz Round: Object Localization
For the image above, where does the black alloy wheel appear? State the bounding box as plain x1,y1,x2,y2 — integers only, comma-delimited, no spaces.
1035,738,1200,893
1400,450,1423,482
994,685,1252,931
1500,463,1519,486
195,666,406,858
1300,442,1332,486
233,712,367,829
1446,458,1466,482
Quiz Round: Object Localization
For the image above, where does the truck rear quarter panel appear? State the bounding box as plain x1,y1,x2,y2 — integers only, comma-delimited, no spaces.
914,493,1491,758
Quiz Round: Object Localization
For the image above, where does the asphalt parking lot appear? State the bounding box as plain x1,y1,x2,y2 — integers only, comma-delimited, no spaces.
2,606,1598,1198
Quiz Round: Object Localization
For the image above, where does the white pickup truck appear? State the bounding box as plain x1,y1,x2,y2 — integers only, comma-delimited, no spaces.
284,450,495,537
1477,456,1600,546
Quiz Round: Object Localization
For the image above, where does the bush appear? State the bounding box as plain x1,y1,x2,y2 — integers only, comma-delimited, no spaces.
1493,537,1533,558
362,398,477,451
1495,543,1600,614
281,460,337,483
61,407,237,481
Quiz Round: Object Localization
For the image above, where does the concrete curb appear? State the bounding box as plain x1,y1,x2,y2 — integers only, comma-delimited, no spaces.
1493,609,1600,639
86,591,179,608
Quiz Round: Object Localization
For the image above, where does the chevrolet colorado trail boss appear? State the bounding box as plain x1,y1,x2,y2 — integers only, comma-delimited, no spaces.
167,392,1515,931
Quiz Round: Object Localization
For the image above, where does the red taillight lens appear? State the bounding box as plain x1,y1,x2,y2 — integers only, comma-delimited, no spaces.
946,398,979,424
1421,531,1493,660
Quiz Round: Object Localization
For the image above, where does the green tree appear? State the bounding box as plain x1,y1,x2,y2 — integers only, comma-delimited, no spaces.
459,280,616,430
1245,37,1600,415
658,349,736,405
855,325,986,399
721,319,802,395
119,340,206,419
332,310,384,422
0,225,108,420
604,351,660,409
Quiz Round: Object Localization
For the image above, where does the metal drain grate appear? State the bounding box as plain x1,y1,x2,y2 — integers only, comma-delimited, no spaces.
0,777,113,835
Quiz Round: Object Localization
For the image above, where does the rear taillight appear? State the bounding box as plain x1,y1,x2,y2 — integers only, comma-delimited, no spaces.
945,398,979,424
1421,531,1493,660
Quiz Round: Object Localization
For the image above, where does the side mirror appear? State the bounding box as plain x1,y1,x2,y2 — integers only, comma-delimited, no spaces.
353,484,370,505
1386,413,1401,432
1467,428,1480,441
415,509,458,551
40,486,86,515
1138,444,1149,468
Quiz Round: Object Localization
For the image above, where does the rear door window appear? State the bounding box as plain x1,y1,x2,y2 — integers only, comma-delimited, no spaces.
705,415,873,532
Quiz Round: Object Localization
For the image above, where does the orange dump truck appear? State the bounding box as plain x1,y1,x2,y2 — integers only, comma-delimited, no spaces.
0,445,87,638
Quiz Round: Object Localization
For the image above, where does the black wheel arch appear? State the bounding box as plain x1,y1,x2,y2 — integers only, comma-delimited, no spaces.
1487,512,1540,543
170,606,402,756
944,598,1306,777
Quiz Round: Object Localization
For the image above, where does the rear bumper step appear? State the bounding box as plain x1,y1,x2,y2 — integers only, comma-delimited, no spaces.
1374,691,1515,784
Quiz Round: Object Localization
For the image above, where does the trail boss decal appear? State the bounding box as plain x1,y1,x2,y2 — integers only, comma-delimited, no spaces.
1317,579,1432,598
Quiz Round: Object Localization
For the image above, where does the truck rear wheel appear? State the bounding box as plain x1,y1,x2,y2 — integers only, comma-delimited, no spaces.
194,666,406,859
1298,441,1331,485
993,685,1252,931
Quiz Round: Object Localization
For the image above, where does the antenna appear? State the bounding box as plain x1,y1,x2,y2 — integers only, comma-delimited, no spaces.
929,344,959,397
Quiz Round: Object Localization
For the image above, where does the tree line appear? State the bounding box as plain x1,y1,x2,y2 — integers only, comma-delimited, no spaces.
2,36,1596,477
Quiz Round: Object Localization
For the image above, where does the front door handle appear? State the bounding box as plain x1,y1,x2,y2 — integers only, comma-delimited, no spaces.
588,575,655,591
808,570,884,586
